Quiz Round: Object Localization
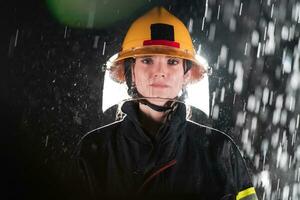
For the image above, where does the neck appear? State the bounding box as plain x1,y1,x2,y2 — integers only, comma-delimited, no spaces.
138,103,168,136
139,103,167,122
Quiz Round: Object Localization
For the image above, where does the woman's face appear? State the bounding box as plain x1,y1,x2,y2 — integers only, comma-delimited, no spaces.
132,55,190,105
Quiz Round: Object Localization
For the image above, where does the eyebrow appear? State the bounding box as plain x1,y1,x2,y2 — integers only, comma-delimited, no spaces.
166,56,180,59
139,56,153,59
138,56,180,59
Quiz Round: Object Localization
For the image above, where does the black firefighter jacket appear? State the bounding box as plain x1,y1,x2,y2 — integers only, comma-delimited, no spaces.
78,101,258,200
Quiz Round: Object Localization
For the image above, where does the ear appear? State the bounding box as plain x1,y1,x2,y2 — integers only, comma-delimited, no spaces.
183,70,191,85
131,63,136,83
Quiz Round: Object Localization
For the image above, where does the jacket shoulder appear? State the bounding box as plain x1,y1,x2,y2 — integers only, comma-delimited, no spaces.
186,120,234,144
79,119,124,152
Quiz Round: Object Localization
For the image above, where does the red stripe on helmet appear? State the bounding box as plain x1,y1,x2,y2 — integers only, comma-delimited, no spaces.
143,40,180,48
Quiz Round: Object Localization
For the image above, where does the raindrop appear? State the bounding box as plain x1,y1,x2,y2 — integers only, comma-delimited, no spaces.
270,4,274,18
265,22,276,55
102,41,106,55
93,36,100,48
241,128,249,145
285,94,295,111
271,128,279,149
220,45,228,64
229,17,236,32
201,17,205,31
260,170,271,191
262,87,269,105
220,87,225,102
45,135,49,147
251,30,259,46
212,105,219,119
233,61,243,94
292,183,298,199
204,0,208,18
261,139,269,157
244,42,249,55
247,95,256,112
244,140,253,158
236,111,245,126
217,5,221,20
280,150,289,171
210,91,216,114
276,178,280,193
283,55,292,74
297,147,300,161
276,145,282,168
254,99,260,114
208,24,216,41
64,26,68,38
292,54,299,73
276,95,284,108
188,18,193,33
289,118,296,134
257,42,261,58
282,185,290,200
280,109,287,125
228,59,234,74
263,26,267,41
233,93,236,104
292,3,300,22
272,108,281,125
197,44,201,55
251,117,257,131
234,78,243,94
269,91,274,105
288,25,295,41
239,2,243,16
14,29,19,47
288,155,292,169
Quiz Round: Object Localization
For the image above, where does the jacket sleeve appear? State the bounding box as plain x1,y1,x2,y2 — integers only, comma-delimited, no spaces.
227,140,258,200
75,135,108,200
58,140,98,200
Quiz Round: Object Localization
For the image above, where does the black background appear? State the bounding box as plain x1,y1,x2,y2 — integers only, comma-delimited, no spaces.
2,0,300,199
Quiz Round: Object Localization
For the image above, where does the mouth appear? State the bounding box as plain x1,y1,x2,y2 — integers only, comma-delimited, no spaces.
149,83,170,88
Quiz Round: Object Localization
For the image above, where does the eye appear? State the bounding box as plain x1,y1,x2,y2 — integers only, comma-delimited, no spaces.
141,57,153,65
167,58,180,65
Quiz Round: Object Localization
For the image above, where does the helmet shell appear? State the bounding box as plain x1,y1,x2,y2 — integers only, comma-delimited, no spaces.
109,6,207,83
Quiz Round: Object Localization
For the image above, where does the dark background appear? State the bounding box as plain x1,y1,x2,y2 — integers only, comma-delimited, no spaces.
2,0,300,199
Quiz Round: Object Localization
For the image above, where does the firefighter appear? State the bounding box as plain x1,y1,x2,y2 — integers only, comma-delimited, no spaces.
78,6,258,200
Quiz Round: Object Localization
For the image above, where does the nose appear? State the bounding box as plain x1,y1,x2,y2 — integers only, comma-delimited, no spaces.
153,59,166,78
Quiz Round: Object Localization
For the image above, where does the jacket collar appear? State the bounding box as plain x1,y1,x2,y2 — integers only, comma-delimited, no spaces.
121,100,187,145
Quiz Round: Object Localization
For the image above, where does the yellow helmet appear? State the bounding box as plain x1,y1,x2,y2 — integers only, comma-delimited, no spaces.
108,6,207,83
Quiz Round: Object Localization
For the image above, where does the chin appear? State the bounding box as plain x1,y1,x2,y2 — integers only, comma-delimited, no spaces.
138,89,177,104
147,94,178,106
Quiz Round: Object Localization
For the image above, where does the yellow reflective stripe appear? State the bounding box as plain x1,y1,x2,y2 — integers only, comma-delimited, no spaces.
236,187,256,200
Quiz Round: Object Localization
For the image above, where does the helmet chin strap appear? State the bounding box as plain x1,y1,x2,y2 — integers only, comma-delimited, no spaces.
139,97,172,112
